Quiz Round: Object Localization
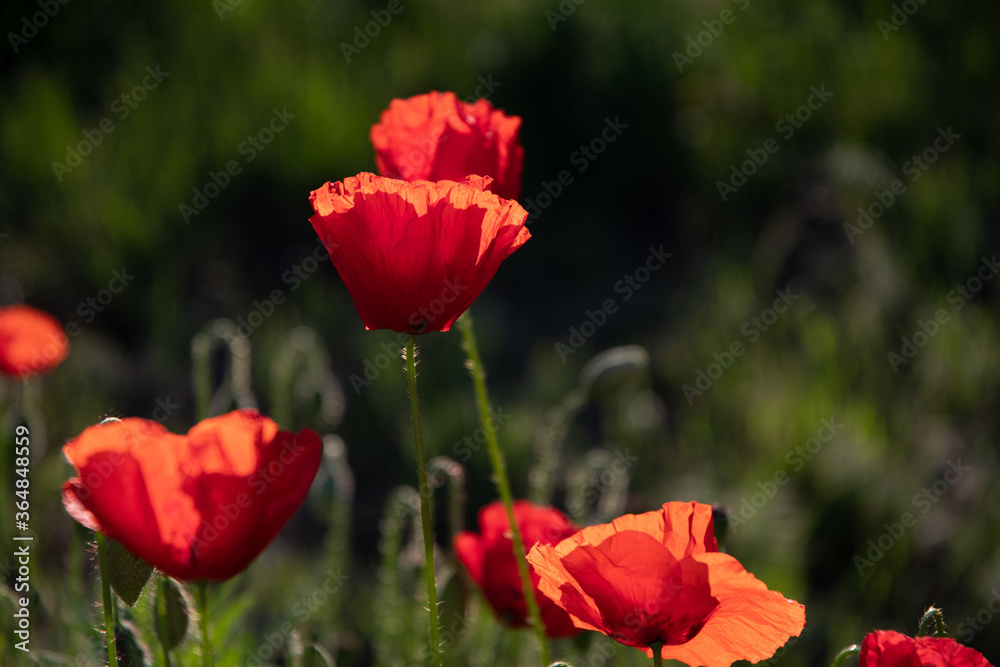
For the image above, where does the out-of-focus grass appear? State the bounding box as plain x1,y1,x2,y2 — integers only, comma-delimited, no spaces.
2,0,999,664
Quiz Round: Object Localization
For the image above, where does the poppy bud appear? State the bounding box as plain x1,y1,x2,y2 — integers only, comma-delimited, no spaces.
115,619,150,667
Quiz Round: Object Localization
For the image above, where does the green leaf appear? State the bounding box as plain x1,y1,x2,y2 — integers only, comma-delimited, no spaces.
152,575,191,651
106,539,154,607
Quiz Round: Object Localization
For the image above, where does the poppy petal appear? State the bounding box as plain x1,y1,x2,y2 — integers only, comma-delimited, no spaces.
0,304,68,377
309,173,529,334
656,552,805,667
560,531,720,649
455,500,580,637
454,532,485,585
860,629,994,667
528,501,805,666
529,501,717,568
370,91,524,199
61,410,322,581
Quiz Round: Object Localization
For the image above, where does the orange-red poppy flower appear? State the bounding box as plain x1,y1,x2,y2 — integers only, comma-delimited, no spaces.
308,172,530,334
455,500,581,637
0,304,68,377
860,629,993,667
526,501,806,667
370,91,524,200
62,410,322,581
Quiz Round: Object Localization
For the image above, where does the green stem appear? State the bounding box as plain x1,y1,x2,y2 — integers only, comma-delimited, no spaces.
156,574,174,667
458,314,551,666
831,644,860,667
404,336,442,667
651,643,663,667
96,532,119,667
197,581,213,667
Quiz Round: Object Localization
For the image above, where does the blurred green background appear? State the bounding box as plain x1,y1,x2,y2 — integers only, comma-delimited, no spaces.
2,0,1000,664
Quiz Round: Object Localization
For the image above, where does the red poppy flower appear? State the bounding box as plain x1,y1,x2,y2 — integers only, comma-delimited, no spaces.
526,501,806,667
308,172,530,334
455,500,580,637
0,304,68,377
860,629,993,667
370,91,524,200
61,409,322,581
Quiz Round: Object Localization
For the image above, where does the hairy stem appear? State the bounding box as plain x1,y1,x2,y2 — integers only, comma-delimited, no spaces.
458,314,550,665
405,336,442,667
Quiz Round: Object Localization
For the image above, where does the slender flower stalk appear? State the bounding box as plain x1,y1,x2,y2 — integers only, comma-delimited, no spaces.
156,573,174,667
651,643,663,667
96,532,119,667
458,313,550,665
404,336,442,667
196,581,213,667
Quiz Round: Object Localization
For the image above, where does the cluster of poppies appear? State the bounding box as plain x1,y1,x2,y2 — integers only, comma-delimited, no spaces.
2,90,993,666
309,91,530,335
